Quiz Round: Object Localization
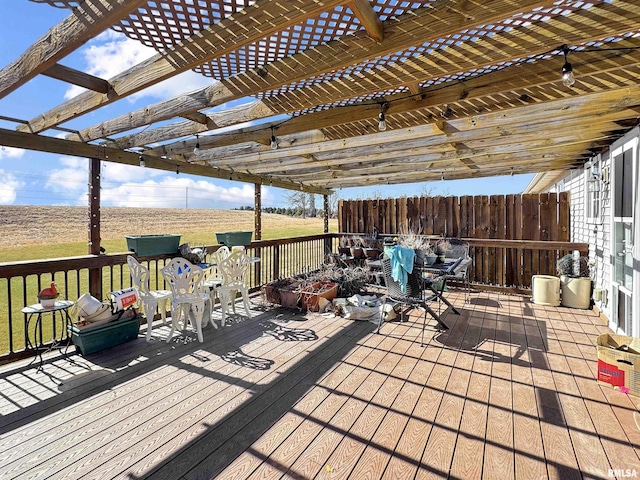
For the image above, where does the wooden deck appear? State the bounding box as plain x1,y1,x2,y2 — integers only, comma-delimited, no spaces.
1,292,639,479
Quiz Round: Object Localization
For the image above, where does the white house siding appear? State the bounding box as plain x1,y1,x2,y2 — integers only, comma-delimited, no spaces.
552,131,640,323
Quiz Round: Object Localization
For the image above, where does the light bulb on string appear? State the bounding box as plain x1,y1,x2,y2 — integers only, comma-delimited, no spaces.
193,134,200,155
270,127,278,150
378,103,387,131
510,167,514,177
139,154,145,167
561,45,575,88
176,164,180,175
441,172,445,181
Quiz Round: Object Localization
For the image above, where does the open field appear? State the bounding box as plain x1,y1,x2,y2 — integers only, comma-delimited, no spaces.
0,206,336,262
0,206,336,355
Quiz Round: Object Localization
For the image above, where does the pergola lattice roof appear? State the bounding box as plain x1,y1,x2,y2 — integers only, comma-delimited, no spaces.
3,0,640,194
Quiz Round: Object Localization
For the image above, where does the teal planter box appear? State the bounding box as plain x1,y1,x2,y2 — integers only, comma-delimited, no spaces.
125,234,181,256
216,231,253,247
69,314,140,355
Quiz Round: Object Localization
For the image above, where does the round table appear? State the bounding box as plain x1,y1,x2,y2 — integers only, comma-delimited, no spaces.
22,300,74,371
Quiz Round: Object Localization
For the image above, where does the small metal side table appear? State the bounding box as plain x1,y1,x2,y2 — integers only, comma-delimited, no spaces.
22,300,74,371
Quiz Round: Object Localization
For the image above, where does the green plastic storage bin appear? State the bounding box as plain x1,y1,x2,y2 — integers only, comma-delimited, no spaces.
69,315,140,355
215,231,253,247
125,234,181,256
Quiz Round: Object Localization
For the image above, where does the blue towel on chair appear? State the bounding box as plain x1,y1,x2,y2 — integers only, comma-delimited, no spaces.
388,245,415,293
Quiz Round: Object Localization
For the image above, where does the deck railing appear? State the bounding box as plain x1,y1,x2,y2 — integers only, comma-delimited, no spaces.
0,234,336,363
0,233,586,363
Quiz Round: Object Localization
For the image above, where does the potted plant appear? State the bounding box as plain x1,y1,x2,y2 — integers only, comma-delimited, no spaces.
350,236,364,259
434,238,450,263
398,229,435,265
337,236,351,256
362,233,381,259
557,254,592,309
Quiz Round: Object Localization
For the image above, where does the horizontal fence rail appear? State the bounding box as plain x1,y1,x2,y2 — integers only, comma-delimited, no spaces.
342,233,588,290
0,235,337,363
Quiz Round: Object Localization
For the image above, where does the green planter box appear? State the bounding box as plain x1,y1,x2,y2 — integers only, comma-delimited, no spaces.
68,314,140,355
215,231,253,247
125,234,181,256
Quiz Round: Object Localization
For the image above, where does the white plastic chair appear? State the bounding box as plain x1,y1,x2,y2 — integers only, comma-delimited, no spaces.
160,257,212,343
217,250,251,326
202,246,230,309
127,255,172,342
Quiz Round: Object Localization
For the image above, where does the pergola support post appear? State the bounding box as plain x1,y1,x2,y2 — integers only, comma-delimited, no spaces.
323,194,332,255
88,158,102,299
254,183,262,285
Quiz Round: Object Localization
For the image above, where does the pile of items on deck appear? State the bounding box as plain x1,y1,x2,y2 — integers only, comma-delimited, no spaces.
261,264,395,321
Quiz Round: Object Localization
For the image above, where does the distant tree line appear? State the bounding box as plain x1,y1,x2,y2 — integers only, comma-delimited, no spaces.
233,192,339,218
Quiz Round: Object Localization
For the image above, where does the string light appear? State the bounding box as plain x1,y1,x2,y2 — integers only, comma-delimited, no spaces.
510,167,514,176
561,45,575,88
139,154,145,167
299,182,304,190
441,172,445,181
270,127,278,150
378,103,387,131
269,177,273,186
193,134,200,155
176,164,180,175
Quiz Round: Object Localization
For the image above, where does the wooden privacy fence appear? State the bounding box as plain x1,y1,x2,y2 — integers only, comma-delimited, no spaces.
338,193,586,288
339,192,570,241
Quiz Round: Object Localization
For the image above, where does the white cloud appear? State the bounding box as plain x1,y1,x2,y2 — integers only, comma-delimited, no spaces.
44,157,88,193
100,176,273,209
100,161,164,183
65,31,212,101
0,169,24,204
0,146,25,159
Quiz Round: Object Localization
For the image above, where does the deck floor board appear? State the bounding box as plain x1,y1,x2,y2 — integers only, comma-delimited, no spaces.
0,293,638,479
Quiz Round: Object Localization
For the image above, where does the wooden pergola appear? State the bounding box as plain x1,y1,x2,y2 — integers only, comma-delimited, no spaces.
2,0,640,238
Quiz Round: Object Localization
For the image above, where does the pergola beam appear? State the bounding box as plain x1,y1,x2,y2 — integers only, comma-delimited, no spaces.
56,0,561,141
347,0,384,43
141,44,640,159
42,63,112,94
193,85,640,168
17,0,347,134
0,0,146,100
85,2,640,149
0,128,332,195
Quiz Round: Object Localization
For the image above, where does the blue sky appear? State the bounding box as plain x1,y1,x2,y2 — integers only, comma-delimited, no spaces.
0,1,534,209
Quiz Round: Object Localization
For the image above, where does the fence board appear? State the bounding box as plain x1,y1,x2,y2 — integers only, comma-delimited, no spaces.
522,195,539,288
559,191,570,242
386,198,394,234
459,196,471,238
406,197,418,232
356,200,363,233
479,196,490,283
473,196,483,283
434,197,446,236
540,193,552,275
495,195,506,287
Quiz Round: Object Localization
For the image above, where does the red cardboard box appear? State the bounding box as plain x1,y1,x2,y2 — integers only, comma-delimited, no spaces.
596,333,640,396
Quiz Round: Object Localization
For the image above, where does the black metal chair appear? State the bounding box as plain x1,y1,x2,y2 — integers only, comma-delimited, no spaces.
445,238,472,303
378,257,448,347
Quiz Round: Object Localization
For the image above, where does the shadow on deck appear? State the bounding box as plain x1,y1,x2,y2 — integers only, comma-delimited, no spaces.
0,292,638,479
